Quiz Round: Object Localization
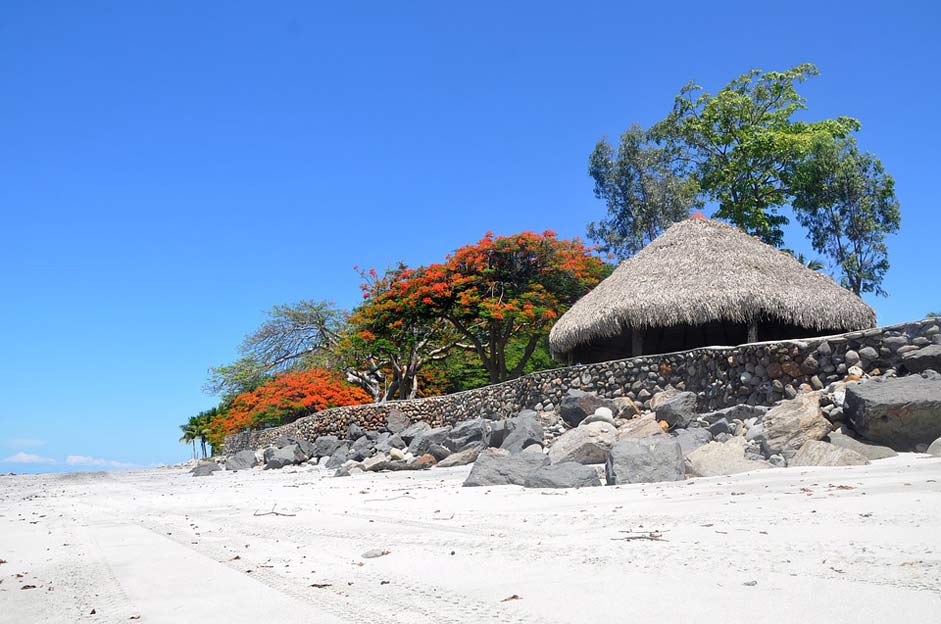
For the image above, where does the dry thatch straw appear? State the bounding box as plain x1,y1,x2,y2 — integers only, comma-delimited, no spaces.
549,216,876,357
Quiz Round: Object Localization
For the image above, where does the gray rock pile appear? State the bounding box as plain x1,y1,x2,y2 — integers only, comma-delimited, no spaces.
215,367,941,487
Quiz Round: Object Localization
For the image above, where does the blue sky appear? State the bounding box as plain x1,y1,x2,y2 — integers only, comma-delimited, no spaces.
1,1,938,473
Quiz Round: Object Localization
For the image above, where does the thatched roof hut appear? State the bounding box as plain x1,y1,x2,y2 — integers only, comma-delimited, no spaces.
550,215,876,363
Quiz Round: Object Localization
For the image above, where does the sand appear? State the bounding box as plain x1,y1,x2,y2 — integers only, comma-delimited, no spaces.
1,455,940,623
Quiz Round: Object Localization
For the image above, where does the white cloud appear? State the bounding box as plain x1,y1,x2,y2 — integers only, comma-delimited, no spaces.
66,455,135,469
2,451,56,465
5,438,46,449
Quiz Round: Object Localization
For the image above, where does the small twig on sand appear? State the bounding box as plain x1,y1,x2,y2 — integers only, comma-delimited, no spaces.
612,530,667,542
253,504,296,517
363,495,416,503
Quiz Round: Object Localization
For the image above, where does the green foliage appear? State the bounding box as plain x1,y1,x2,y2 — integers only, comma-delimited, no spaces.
179,409,217,458
791,136,901,296
428,336,557,394
587,124,701,258
652,63,860,247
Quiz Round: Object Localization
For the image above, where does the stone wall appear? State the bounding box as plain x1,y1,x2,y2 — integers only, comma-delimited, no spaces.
224,318,941,453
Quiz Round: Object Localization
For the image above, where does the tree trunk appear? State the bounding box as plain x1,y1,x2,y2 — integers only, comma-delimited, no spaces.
191,441,196,460
200,439,207,459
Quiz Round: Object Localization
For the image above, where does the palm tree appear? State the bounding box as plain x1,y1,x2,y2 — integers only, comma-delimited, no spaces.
794,252,825,272
194,409,219,458
178,420,198,460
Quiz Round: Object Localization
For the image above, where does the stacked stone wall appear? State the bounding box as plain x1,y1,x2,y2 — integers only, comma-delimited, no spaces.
224,318,940,453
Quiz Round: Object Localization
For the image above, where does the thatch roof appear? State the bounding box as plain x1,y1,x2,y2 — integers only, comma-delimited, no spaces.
550,215,876,357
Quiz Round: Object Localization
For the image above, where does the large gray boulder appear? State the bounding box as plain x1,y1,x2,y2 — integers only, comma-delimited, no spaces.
654,391,698,429
671,428,714,458
605,438,684,485
500,411,545,454
446,418,487,450
264,444,307,469
225,450,257,471
348,435,375,461
463,448,548,487
324,444,350,469
845,374,941,450
374,432,406,453
760,392,831,455
901,345,941,374
385,409,412,434
191,460,221,477
399,421,431,445
436,445,482,468
547,421,616,465
827,428,897,460
408,426,450,456
685,437,770,477
312,435,341,458
560,390,614,427
789,440,870,467
524,463,602,489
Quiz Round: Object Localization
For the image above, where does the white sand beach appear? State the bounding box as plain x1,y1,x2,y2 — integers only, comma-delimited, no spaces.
2,456,940,623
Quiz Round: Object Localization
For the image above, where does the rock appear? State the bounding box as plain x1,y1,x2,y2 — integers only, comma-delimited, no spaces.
858,346,879,361
410,453,437,468
463,448,549,487
760,392,831,455
901,345,941,374
361,549,390,559
426,444,452,461
685,437,770,477
768,454,786,468
191,460,221,477
399,421,431,445
388,447,406,461
385,409,411,434
605,437,685,485
845,374,941,450
362,454,389,472
408,426,450,456
789,440,869,467
616,414,665,440
612,397,641,419
264,444,308,469
671,428,713,457
500,412,544,454
482,419,510,448
707,418,731,437
348,435,375,461
559,389,613,427
583,408,615,426
654,391,698,429
699,404,768,424
324,444,350,469
926,437,941,457
347,423,365,440
523,463,602,488
547,421,616,465
827,428,897,460
447,419,487,449
649,389,680,410
436,445,482,467
845,350,860,366
312,435,341,458
225,450,257,471
273,435,296,449
374,432,405,453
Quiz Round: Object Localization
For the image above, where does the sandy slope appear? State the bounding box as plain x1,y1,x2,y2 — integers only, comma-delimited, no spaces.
1,456,939,623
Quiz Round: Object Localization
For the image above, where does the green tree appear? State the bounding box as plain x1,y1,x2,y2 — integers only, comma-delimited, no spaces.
178,420,198,460
791,136,901,296
652,63,860,247
587,124,701,258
